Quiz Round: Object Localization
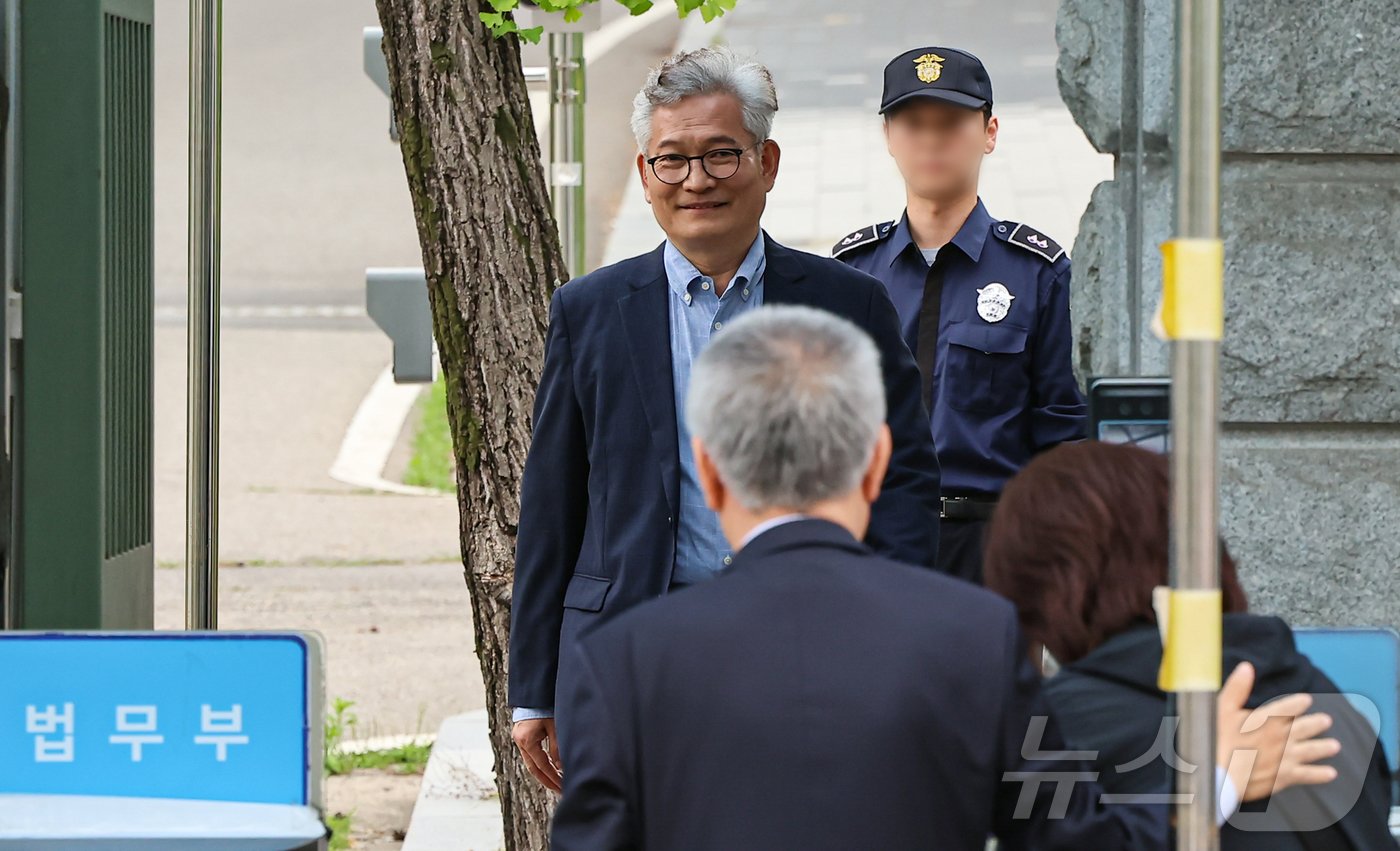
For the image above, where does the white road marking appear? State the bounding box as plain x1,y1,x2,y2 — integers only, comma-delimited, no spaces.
155,304,368,321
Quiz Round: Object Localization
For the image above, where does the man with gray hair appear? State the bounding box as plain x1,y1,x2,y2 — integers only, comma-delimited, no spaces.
509,47,941,789
549,306,1342,850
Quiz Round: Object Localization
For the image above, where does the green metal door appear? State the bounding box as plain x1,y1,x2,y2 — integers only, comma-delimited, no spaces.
11,0,154,628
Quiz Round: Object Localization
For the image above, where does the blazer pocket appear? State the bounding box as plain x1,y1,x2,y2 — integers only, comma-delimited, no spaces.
562,573,613,613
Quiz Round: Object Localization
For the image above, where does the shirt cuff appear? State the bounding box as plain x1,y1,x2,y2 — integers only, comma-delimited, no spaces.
512,706,555,723
1215,765,1240,827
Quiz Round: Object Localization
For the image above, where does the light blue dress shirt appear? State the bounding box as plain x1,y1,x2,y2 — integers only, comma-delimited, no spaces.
666,233,767,587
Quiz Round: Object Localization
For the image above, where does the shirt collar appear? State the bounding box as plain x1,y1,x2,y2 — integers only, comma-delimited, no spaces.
738,513,809,550
664,232,766,302
884,198,993,267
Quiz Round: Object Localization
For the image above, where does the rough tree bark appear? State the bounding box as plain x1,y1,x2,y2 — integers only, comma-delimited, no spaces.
374,1,564,847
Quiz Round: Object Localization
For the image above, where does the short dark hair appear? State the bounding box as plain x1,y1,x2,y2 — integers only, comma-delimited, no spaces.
983,442,1249,665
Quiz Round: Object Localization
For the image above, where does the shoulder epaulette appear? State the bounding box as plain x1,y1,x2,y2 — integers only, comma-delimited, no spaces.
832,221,895,258
997,222,1066,263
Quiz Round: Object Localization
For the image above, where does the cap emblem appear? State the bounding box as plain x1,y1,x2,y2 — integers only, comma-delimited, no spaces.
914,53,946,84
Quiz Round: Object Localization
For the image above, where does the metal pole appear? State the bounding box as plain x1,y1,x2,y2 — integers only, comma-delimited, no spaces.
548,32,586,276
1,0,21,630
185,0,221,629
1171,0,1222,843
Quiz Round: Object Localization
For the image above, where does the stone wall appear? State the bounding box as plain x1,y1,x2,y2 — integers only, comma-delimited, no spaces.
1057,0,1399,627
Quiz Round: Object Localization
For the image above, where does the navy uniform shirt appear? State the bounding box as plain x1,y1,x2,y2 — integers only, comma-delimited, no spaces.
835,199,1086,495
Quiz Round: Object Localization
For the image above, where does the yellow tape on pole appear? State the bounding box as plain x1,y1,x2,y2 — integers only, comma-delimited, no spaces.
1160,238,1224,341
1158,588,1223,692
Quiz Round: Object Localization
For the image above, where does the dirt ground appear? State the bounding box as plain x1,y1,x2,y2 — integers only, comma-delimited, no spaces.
327,769,422,850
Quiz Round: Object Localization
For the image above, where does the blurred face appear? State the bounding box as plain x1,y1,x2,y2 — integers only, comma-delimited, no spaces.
883,99,996,201
637,92,780,251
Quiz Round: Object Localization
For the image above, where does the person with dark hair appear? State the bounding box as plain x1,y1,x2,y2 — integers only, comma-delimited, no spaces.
983,441,1397,850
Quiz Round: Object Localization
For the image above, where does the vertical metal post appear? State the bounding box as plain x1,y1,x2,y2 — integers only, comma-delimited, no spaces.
548,31,586,276
185,0,220,629
1,0,20,629
1171,0,1222,844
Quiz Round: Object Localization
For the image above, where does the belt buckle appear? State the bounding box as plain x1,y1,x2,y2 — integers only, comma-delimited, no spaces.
939,496,967,519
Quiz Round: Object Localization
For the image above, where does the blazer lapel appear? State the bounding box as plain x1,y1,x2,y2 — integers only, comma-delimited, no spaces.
617,244,680,517
762,233,808,306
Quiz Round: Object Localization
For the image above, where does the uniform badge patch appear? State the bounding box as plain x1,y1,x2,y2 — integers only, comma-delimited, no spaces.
831,221,894,258
976,283,1015,323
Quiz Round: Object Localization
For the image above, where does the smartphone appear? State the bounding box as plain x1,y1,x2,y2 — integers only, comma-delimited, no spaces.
1087,377,1170,454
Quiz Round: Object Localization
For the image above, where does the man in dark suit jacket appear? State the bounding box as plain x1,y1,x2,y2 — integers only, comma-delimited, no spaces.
551,306,1342,850
509,47,941,789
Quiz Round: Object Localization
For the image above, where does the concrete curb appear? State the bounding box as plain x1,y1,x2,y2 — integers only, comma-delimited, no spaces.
328,365,443,497
401,710,503,851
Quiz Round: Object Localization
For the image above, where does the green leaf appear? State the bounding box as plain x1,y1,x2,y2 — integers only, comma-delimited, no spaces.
479,11,504,27
518,25,545,43
563,6,583,22
700,0,735,18
486,0,518,11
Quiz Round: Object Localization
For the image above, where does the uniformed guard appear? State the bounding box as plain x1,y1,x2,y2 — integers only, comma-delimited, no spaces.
835,46,1087,584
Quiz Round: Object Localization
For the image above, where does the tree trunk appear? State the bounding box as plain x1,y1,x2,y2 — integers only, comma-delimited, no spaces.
374,1,565,847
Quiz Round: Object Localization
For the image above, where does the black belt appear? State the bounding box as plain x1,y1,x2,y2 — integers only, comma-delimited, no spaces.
940,496,998,521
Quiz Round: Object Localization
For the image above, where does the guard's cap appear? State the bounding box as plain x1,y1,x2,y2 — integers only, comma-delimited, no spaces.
879,47,993,114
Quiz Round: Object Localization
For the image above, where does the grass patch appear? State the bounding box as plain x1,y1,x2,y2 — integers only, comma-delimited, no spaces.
348,740,433,775
403,373,455,493
324,698,433,777
326,811,352,850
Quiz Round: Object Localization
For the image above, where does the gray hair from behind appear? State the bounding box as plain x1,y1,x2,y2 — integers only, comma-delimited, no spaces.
686,305,886,512
631,47,779,153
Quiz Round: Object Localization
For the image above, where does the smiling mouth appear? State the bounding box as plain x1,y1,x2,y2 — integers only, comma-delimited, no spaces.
679,201,728,211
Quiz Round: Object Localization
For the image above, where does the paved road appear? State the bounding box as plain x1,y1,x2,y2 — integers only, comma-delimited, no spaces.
152,0,668,320
154,563,483,737
723,0,1064,111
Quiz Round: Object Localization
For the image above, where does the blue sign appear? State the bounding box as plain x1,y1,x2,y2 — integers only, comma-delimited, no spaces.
0,633,313,805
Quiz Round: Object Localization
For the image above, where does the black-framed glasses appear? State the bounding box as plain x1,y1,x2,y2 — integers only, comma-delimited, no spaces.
645,143,760,185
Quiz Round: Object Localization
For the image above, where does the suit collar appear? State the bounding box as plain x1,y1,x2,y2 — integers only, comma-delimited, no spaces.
732,517,870,567
629,242,670,290
761,231,808,297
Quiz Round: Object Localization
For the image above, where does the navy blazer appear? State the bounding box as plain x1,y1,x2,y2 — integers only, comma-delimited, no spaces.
551,519,1167,850
508,234,942,711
